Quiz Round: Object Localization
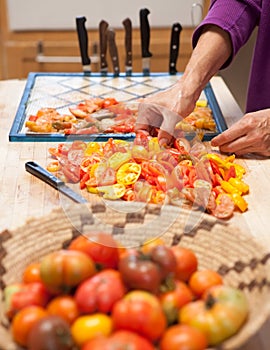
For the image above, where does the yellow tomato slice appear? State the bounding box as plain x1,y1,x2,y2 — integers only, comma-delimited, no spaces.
107,151,132,170
116,163,141,186
84,142,101,156
196,99,208,107
97,184,126,200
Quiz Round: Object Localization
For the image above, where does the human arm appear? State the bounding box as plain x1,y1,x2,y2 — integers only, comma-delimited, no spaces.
135,25,232,145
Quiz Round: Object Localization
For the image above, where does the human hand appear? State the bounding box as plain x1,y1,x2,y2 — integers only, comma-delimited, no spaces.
135,79,199,146
211,109,270,157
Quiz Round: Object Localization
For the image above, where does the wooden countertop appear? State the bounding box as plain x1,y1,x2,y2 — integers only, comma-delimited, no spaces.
0,76,269,349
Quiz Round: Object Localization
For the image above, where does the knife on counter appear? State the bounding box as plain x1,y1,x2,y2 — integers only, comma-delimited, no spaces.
139,8,152,76
25,161,88,204
107,27,120,77
76,16,91,74
122,17,132,76
99,19,109,75
169,22,182,75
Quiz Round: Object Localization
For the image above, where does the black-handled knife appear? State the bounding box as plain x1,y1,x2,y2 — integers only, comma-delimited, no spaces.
122,18,132,76
169,22,182,75
76,16,91,74
107,27,120,77
99,19,109,75
139,8,152,76
25,161,88,204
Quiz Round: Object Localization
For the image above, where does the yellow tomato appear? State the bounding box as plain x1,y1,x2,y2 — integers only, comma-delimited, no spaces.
84,142,101,156
107,151,132,170
196,99,208,107
97,183,126,199
116,163,141,185
71,313,113,346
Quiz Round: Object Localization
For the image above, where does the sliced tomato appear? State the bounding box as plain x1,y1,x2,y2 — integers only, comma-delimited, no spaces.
211,193,235,219
116,163,141,186
97,184,126,200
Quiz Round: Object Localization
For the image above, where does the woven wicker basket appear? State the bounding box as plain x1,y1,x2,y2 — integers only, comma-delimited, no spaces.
0,202,270,350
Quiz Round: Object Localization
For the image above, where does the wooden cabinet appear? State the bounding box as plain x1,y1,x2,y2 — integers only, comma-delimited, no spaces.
0,0,210,79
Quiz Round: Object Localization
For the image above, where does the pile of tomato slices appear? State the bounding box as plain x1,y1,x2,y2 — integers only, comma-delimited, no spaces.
47,133,249,219
4,233,249,350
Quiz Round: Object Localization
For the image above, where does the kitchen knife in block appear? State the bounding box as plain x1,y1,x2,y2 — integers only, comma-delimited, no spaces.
139,8,152,76
99,19,109,75
107,28,120,76
122,18,132,76
25,161,88,204
169,22,182,75
76,16,91,74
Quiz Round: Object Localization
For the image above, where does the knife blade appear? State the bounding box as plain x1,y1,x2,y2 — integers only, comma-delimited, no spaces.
169,22,182,75
122,17,132,76
76,16,91,74
139,8,152,76
25,161,88,204
107,27,120,77
99,19,109,75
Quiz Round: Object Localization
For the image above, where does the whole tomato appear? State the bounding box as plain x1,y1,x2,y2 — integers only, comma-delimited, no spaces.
40,249,96,293
68,232,120,269
159,280,194,325
112,290,167,342
118,254,161,293
27,315,74,350
188,269,223,297
118,245,176,293
4,282,51,319
82,330,155,350
47,295,79,325
159,324,208,350
11,305,48,347
150,245,177,279
71,313,113,347
23,262,42,283
75,269,126,314
171,246,198,282
179,285,249,346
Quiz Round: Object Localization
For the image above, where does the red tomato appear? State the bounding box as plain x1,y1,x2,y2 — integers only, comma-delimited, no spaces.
169,165,184,191
11,306,48,347
118,254,160,293
4,282,51,319
112,290,167,342
40,250,96,293
68,233,120,269
47,295,79,325
82,331,155,350
23,263,42,284
189,269,223,297
75,269,126,314
160,324,208,350
171,246,198,282
159,280,194,324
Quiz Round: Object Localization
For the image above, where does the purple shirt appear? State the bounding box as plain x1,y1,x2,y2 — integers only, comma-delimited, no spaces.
193,0,270,113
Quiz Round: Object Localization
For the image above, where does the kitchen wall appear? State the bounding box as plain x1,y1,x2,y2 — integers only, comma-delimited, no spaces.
6,0,205,30
1,0,207,79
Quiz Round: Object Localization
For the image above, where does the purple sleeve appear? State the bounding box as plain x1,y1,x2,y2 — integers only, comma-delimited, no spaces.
192,0,261,68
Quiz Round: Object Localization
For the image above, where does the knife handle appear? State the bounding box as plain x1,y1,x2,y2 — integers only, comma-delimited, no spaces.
139,8,152,58
122,18,132,74
99,20,109,73
107,28,120,76
25,161,64,189
76,16,91,67
169,22,182,75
